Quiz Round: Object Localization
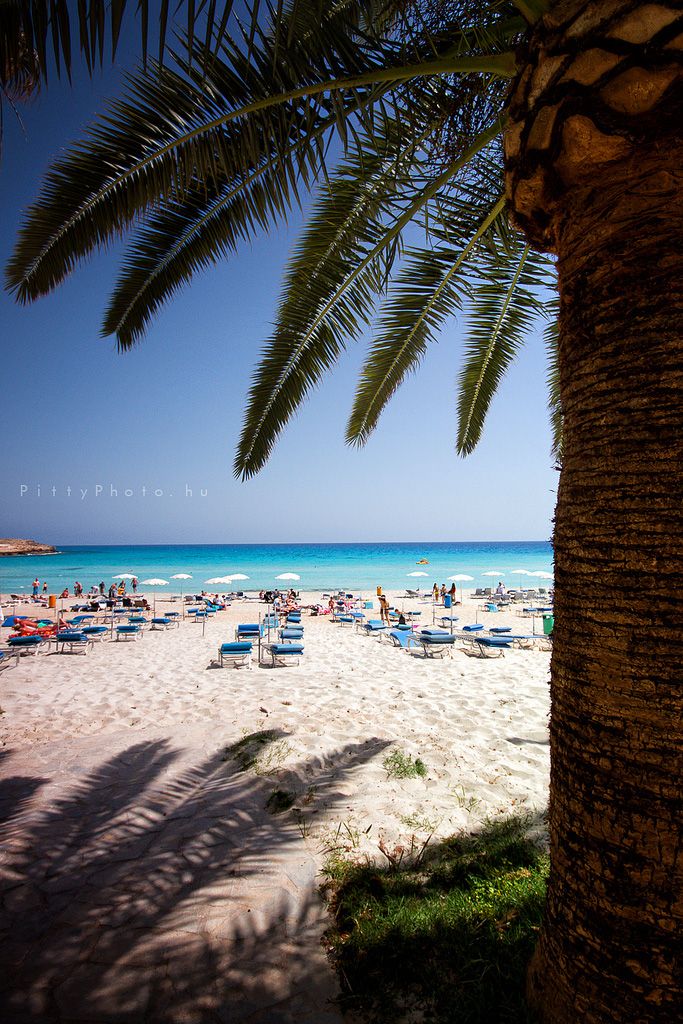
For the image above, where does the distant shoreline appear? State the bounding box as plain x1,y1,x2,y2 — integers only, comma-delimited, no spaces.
0,539,57,557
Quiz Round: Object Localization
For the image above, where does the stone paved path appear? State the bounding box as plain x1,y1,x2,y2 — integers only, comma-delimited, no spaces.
0,729,345,1023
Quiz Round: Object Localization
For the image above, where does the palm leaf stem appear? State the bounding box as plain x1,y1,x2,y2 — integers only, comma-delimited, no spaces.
349,194,506,444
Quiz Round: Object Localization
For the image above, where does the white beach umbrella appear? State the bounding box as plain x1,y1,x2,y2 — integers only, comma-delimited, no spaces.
112,573,137,580
448,573,474,602
171,572,192,588
171,573,193,617
482,570,504,577
510,568,532,593
227,573,249,581
140,578,169,615
205,576,233,584
276,573,300,581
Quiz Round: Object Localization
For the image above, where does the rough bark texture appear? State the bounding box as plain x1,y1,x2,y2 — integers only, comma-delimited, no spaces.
504,2,683,1021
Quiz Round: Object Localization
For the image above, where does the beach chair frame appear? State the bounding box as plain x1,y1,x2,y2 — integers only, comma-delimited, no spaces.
260,642,304,667
218,642,252,669
53,632,94,654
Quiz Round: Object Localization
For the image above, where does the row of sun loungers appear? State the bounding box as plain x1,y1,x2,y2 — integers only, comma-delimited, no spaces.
219,613,305,668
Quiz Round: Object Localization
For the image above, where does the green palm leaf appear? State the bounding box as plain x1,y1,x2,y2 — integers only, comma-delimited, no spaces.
104,91,380,347
235,117,504,478
5,0,558,478
544,298,563,464
348,187,507,446
0,0,231,85
6,2,515,302
456,243,554,454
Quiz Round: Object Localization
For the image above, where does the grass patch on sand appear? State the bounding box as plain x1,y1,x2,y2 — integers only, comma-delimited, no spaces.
322,813,548,1023
382,749,427,779
224,730,293,775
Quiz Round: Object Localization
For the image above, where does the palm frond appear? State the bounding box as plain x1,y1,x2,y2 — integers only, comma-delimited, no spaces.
456,242,554,455
543,298,562,464
347,191,506,446
103,91,379,347
6,2,514,303
235,117,504,478
0,0,229,85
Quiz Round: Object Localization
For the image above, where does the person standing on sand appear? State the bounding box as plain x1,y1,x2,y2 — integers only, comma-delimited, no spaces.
379,594,391,625
432,583,439,603
132,577,138,593
99,581,105,595
42,581,47,594
32,578,39,597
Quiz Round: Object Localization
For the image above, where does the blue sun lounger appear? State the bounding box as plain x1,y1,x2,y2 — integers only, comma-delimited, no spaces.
337,614,354,626
236,623,263,640
384,628,416,650
81,625,109,641
471,635,515,658
6,634,48,655
261,642,304,667
151,617,175,630
218,641,252,668
409,629,457,657
279,627,303,641
68,615,95,629
53,630,94,654
116,624,142,641
363,619,387,635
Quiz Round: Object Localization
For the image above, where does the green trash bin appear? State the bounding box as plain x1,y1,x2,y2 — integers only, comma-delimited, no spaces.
542,614,554,636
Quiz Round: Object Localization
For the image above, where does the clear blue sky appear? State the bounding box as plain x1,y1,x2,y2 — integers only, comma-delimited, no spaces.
0,28,558,545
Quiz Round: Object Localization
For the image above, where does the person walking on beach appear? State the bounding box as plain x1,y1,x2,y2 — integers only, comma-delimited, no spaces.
32,578,39,597
440,583,446,603
132,577,138,593
432,582,439,603
379,593,391,626
42,581,48,594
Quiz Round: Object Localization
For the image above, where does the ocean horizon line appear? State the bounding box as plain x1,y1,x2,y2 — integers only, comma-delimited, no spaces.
48,539,552,548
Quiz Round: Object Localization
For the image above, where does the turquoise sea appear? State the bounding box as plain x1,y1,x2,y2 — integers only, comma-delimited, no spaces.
0,542,553,595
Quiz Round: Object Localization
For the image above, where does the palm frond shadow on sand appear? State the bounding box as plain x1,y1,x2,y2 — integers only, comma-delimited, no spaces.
0,733,392,1023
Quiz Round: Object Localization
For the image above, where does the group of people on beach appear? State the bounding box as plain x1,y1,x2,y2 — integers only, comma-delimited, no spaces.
30,578,139,602
432,582,460,604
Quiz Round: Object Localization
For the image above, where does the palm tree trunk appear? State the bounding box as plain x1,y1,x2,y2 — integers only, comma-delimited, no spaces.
529,136,682,1024
504,2,683,1020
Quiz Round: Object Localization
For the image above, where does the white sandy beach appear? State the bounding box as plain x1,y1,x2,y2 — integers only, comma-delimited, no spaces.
0,590,551,1022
